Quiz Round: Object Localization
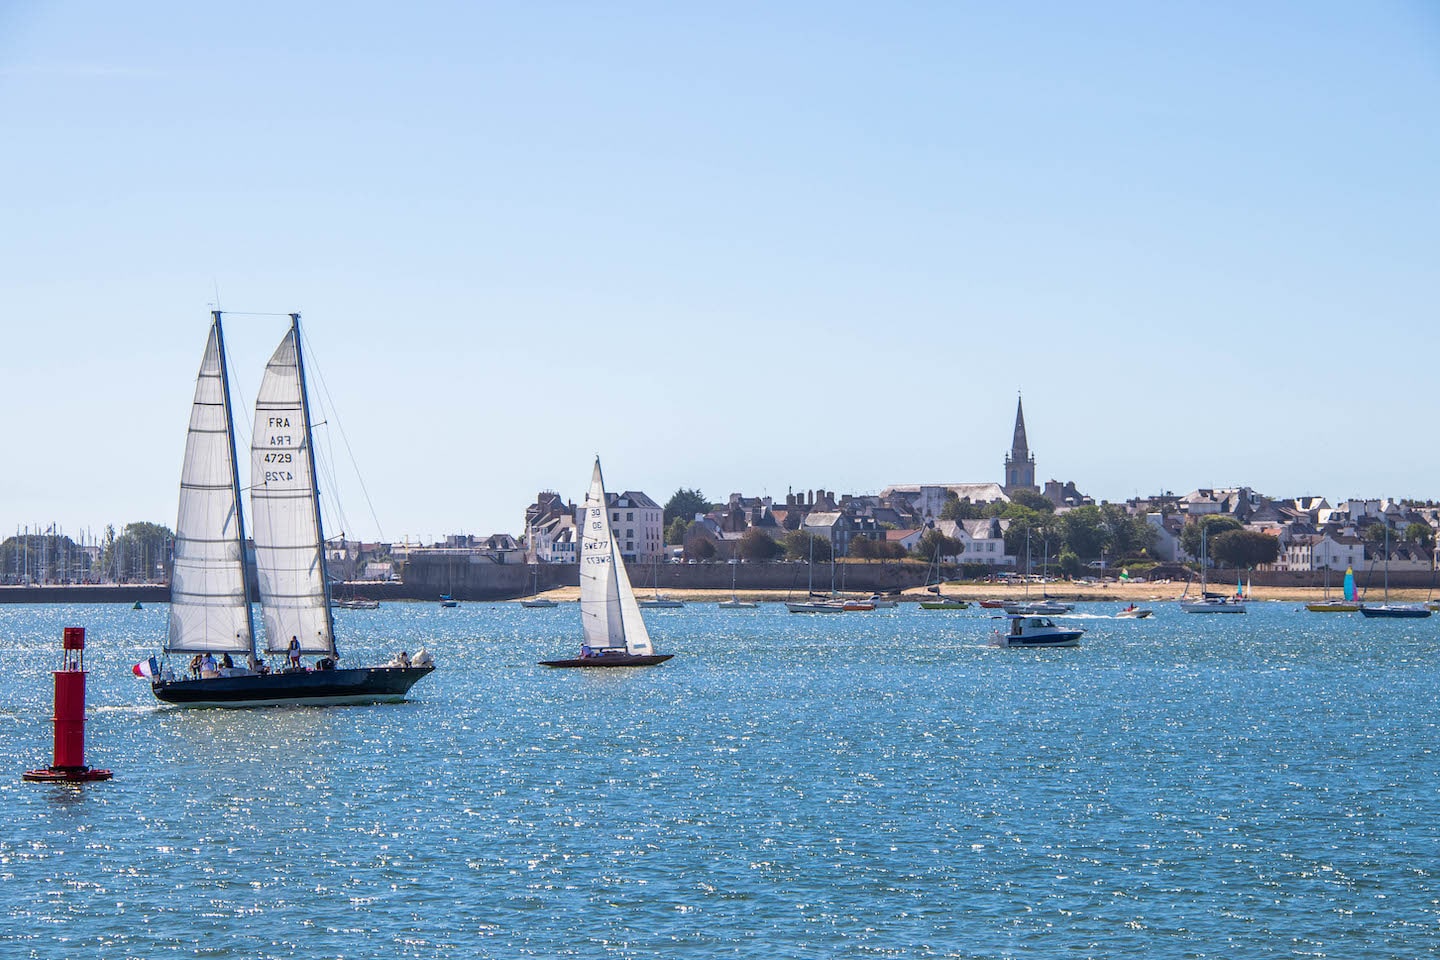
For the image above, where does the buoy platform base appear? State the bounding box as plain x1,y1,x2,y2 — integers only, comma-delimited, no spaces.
23,766,113,783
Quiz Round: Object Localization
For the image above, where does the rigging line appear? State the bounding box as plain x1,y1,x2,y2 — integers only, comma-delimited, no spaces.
297,323,386,544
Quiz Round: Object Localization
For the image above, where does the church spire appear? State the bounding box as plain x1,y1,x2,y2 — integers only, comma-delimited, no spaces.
1003,393,1036,493
1010,394,1029,460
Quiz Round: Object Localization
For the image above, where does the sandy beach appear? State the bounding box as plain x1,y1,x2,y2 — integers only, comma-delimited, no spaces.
523,580,1436,604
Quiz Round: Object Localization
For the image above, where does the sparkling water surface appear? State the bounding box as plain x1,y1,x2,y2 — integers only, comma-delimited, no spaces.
2,600,1437,958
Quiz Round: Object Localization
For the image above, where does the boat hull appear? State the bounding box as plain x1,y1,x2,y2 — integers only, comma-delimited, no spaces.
920,601,969,610
1306,602,1359,613
1359,605,1432,619
1000,633,1082,648
1179,601,1246,613
785,602,844,613
539,654,674,668
151,666,434,708
520,599,559,608
638,600,684,609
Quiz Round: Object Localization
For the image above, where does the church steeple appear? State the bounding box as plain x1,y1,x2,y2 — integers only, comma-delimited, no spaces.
1010,395,1030,461
1003,394,1036,493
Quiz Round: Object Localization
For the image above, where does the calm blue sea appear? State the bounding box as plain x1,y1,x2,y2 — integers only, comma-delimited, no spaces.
2,600,1438,958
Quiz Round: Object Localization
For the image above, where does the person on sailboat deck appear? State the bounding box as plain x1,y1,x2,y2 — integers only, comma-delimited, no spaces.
287,636,301,669
580,644,592,659
201,652,218,676
220,653,233,670
189,654,202,679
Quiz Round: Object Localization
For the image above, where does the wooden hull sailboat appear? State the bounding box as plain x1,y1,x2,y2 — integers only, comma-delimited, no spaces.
148,313,434,707
541,458,672,668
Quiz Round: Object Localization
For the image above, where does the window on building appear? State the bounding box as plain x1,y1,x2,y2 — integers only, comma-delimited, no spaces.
627,512,633,521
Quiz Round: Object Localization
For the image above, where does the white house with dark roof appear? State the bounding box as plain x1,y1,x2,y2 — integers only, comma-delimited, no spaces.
595,490,663,562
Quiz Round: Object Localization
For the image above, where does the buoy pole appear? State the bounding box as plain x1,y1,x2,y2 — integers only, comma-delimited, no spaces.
23,626,112,783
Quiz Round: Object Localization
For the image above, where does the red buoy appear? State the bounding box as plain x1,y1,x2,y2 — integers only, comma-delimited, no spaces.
23,627,112,783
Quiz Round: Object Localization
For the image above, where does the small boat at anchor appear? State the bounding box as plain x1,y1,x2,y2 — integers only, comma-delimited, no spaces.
540,458,673,668
519,565,558,607
1360,528,1431,619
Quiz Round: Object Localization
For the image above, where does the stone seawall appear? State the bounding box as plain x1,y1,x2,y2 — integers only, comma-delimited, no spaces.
400,556,934,600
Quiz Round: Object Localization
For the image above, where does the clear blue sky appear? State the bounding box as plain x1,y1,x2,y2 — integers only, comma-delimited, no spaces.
2,2,1437,544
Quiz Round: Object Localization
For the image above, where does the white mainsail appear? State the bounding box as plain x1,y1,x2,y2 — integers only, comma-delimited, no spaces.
578,458,654,656
166,316,254,656
250,320,336,656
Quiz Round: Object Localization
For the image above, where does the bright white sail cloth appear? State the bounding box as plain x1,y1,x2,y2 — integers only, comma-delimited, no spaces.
167,320,253,656
250,326,336,656
579,458,654,656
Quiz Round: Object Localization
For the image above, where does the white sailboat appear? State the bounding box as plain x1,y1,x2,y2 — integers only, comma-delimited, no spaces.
786,532,844,613
638,553,684,608
717,554,758,608
148,313,434,706
519,564,558,607
1178,523,1246,613
540,458,673,667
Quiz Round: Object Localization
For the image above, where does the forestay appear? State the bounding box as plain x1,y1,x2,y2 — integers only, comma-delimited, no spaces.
167,319,254,655
578,458,654,656
250,326,336,656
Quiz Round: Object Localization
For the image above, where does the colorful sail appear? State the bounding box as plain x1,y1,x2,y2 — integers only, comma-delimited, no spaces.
1343,566,1355,602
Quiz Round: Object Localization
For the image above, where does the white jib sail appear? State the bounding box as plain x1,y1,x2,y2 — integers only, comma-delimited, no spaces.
250,327,335,656
578,458,653,655
167,321,253,655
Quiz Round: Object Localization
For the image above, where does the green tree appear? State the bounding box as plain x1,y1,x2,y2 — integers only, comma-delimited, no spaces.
665,517,689,546
1404,522,1436,551
1057,549,1082,578
106,521,175,582
851,536,906,560
1000,506,1050,558
683,532,717,561
1211,529,1279,569
940,496,984,521
1100,504,1157,559
1179,516,1244,560
1057,505,1110,560
664,489,713,527
737,528,781,561
914,529,964,562
1008,489,1055,514
784,530,832,563
1361,523,1390,544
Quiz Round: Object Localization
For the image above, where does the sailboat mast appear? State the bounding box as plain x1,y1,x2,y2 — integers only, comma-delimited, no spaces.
213,311,257,661
289,313,338,646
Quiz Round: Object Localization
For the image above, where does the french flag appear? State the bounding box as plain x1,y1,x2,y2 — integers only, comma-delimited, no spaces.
132,657,159,679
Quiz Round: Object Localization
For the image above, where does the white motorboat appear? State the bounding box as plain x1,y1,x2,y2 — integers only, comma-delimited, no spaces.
992,614,1083,648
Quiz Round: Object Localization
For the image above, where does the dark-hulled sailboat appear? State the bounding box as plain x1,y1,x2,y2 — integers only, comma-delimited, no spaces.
149,312,433,706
